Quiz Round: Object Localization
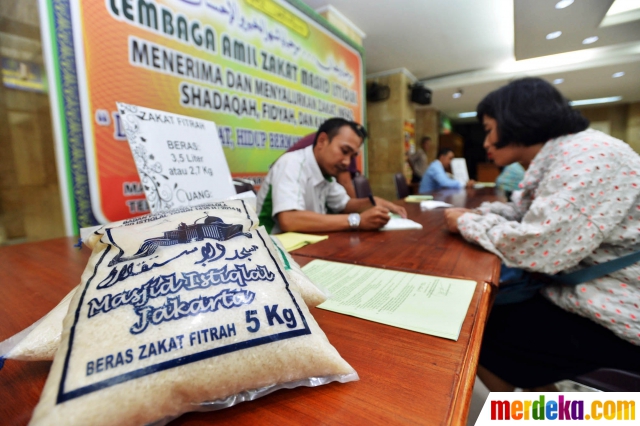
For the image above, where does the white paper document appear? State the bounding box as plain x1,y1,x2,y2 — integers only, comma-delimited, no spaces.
380,216,423,231
117,102,235,213
451,158,469,184
420,200,453,210
303,260,477,340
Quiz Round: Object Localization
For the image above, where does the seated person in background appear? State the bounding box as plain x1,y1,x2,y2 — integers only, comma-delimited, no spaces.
444,78,640,392
257,118,407,234
419,148,475,193
495,161,525,199
408,136,430,183
286,132,357,198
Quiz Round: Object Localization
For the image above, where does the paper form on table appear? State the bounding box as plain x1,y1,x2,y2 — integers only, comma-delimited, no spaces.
273,232,328,252
473,182,496,189
380,214,423,231
420,200,453,210
303,259,476,340
404,195,433,203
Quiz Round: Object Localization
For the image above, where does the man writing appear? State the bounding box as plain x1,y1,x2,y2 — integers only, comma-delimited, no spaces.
419,148,475,193
284,132,357,198
257,118,407,234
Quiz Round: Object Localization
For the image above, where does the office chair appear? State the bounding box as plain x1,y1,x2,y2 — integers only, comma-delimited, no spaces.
394,173,410,199
353,175,372,198
573,368,640,392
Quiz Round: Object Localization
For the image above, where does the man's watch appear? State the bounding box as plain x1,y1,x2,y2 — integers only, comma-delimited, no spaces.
348,213,361,229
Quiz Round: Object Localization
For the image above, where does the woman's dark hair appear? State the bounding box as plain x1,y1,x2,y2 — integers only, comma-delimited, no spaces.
313,117,368,146
477,77,589,148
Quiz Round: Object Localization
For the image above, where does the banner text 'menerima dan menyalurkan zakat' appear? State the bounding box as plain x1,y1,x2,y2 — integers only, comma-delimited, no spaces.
43,0,364,226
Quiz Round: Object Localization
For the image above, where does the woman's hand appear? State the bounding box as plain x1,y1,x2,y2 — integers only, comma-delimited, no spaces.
444,208,475,233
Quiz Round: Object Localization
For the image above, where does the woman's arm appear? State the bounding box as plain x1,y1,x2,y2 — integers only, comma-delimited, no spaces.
457,167,638,275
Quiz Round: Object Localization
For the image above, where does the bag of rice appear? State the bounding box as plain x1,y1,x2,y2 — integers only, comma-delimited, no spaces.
270,236,330,307
82,200,259,250
1,202,327,368
0,288,76,365
1,201,260,366
30,203,357,425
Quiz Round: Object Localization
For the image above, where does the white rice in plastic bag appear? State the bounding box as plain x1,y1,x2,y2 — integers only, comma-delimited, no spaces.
29,202,357,425
270,236,330,307
0,288,76,363
1,202,325,366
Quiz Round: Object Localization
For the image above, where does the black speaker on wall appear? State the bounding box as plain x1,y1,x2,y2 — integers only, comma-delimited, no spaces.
410,84,432,105
366,82,391,102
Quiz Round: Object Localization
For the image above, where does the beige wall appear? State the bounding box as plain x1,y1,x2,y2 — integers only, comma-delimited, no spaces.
0,0,66,244
415,108,440,163
0,86,65,244
366,73,416,199
626,103,640,154
579,102,640,154
579,104,629,142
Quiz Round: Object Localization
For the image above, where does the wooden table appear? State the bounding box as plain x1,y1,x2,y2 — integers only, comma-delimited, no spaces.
0,188,503,425
293,188,502,285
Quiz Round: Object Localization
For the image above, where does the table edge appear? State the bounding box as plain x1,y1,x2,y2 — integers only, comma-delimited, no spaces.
448,282,494,425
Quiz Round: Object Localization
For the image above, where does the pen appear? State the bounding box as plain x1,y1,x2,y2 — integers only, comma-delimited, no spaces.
368,194,376,206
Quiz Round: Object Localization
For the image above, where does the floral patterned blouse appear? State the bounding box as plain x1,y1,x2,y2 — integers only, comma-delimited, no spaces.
458,129,640,345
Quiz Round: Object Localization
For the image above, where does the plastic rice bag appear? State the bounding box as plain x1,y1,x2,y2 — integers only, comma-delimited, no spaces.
0,288,76,365
30,204,357,425
270,236,330,307
1,201,328,367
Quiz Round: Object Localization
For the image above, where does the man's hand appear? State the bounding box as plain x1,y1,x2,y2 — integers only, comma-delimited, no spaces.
374,197,407,218
443,208,474,234
465,179,477,188
359,206,391,230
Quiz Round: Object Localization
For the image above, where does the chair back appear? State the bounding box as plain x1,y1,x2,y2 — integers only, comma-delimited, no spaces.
573,368,640,392
232,179,256,194
394,173,410,199
353,175,372,199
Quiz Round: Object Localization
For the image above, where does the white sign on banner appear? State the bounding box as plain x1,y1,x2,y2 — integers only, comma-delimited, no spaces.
451,158,470,184
117,103,236,213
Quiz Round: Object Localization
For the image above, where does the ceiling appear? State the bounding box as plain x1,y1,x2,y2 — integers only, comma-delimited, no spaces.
2,0,638,120
300,0,640,119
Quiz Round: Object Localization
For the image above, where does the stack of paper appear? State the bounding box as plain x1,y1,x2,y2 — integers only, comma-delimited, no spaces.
303,260,477,340
380,215,423,231
473,182,496,189
420,200,453,210
405,195,433,203
273,232,328,252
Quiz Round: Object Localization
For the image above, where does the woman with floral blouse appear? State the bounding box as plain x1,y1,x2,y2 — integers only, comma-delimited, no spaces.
444,78,640,391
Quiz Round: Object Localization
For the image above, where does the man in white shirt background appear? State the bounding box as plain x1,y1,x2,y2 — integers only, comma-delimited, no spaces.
408,136,430,183
256,118,406,234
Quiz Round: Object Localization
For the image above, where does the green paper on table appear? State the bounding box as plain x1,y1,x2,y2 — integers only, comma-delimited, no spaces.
303,259,476,341
473,182,496,189
405,195,433,202
273,232,329,252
